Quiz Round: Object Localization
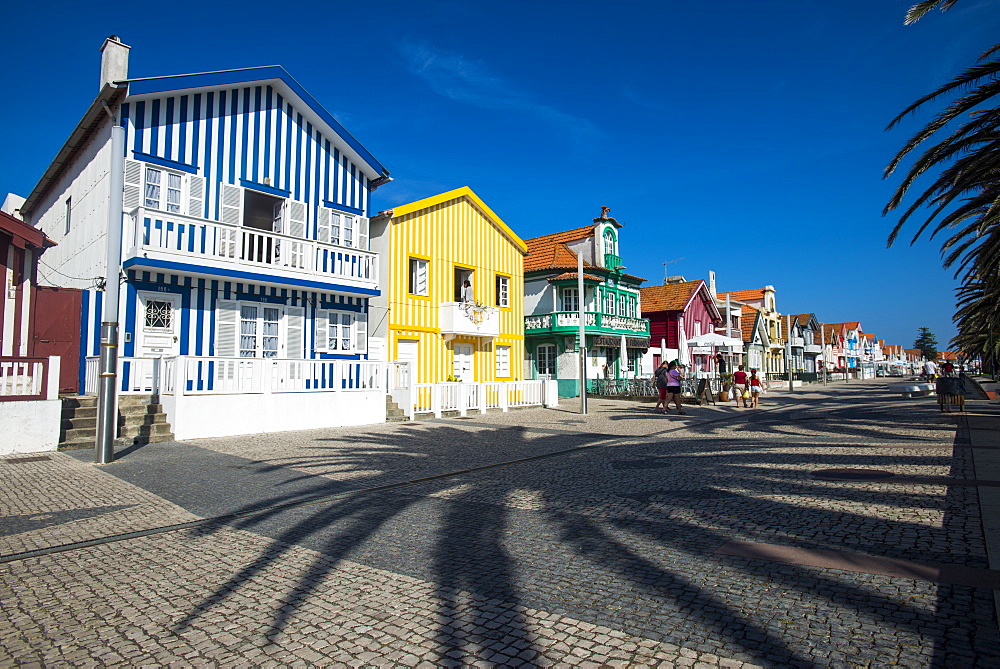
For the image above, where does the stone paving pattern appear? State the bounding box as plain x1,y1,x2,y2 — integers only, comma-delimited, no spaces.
2,379,999,666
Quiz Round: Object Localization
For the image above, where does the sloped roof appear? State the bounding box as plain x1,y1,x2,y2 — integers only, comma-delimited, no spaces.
523,225,645,282
549,272,603,282
388,186,528,254
827,321,861,331
788,313,814,327
524,226,594,272
0,210,55,249
721,288,765,303
640,280,703,312
741,304,760,343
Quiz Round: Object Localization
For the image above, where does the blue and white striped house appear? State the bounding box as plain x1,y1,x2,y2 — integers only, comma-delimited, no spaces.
18,37,397,438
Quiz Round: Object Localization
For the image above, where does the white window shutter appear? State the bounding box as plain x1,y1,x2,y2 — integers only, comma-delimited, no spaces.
220,183,242,226
316,206,331,243
285,306,305,358
314,308,329,352
187,174,205,218
358,217,369,250
123,159,143,211
287,199,307,238
354,311,368,353
215,300,240,357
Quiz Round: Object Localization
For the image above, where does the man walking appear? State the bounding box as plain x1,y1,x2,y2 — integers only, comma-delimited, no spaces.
733,365,750,408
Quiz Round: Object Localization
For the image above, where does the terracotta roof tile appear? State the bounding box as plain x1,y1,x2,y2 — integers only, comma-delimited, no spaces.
740,304,759,342
639,281,703,313
549,272,603,282
720,288,765,303
524,225,594,272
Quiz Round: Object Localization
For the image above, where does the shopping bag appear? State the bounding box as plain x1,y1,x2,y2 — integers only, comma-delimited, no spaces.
742,390,751,400
728,387,736,401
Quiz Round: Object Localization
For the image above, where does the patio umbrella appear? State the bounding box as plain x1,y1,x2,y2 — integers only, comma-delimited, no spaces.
678,318,691,368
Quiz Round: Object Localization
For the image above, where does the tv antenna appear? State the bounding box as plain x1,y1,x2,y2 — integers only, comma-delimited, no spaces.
662,257,684,283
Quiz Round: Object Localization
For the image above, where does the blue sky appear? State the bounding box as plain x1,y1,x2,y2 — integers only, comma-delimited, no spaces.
4,0,999,349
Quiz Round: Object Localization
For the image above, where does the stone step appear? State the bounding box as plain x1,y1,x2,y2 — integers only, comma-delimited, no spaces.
62,416,97,430
120,422,174,438
60,395,97,409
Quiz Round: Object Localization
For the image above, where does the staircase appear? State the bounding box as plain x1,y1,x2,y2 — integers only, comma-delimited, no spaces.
59,395,175,450
385,395,407,422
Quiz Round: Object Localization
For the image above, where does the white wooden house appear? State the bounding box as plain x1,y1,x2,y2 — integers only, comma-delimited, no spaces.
17,37,397,439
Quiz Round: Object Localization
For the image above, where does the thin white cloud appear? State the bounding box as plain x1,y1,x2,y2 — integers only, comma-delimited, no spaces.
399,41,604,144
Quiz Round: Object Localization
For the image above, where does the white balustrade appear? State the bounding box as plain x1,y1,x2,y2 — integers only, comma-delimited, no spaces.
128,208,378,285
0,358,45,399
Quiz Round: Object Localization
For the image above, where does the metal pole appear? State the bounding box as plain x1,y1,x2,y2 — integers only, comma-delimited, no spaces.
786,314,793,392
96,124,125,464
578,251,587,414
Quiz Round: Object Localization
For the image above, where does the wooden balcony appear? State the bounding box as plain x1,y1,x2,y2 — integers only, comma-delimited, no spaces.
124,207,379,292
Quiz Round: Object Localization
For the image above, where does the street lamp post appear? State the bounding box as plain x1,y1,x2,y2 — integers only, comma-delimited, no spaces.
577,251,587,415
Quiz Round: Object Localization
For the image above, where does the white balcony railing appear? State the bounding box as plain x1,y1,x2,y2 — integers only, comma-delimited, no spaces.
126,208,378,286
804,344,823,354
410,380,551,418
439,302,500,338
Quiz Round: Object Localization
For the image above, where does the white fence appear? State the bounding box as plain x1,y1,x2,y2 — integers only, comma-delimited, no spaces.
0,356,61,454
407,380,555,419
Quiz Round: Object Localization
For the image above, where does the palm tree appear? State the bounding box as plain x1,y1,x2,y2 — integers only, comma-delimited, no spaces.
902,0,960,25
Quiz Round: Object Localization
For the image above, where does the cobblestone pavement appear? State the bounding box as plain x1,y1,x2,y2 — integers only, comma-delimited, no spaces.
2,379,999,667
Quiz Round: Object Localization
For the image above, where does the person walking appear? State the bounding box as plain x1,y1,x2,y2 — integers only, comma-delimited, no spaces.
923,359,938,381
652,361,669,413
732,364,750,408
749,368,762,408
666,360,686,415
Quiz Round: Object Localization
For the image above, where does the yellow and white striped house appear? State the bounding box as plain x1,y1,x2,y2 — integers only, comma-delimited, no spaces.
369,187,527,385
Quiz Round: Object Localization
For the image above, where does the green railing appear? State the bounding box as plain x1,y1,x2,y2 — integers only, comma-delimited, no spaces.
524,311,650,336
604,253,623,270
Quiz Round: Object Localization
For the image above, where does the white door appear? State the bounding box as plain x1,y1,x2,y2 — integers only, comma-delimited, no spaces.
397,339,418,383
137,292,181,391
138,293,181,358
454,343,474,382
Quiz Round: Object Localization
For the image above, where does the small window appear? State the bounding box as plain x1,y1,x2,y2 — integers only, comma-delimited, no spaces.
65,197,72,235
537,345,556,376
561,287,579,312
604,228,617,255
409,258,428,296
604,292,615,315
144,300,173,330
144,167,183,213
496,276,510,308
496,345,510,377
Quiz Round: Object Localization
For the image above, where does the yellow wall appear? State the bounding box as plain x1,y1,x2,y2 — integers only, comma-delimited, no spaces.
388,188,526,383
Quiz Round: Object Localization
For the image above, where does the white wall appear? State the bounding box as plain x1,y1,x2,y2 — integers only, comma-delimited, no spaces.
0,400,61,454
26,120,114,290
164,390,386,440
523,278,550,315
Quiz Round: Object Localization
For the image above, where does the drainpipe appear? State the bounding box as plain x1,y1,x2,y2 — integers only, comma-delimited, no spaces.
96,120,125,464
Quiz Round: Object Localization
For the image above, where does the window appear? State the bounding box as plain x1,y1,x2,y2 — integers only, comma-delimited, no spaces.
604,228,617,255
144,167,183,213
561,287,579,312
604,291,615,315
496,275,510,308
628,352,636,372
537,345,556,376
328,313,353,351
144,300,173,330
314,309,367,354
409,258,428,296
496,345,510,377
239,304,281,358
65,197,72,235
618,295,626,316
318,210,369,249
454,267,473,302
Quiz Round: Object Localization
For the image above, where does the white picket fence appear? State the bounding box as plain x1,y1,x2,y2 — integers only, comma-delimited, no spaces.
85,356,392,396
406,380,553,419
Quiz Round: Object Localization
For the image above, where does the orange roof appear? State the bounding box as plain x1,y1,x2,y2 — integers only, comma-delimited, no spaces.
524,226,594,272
719,288,765,303
938,351,959,360
904,348,922,358
787,313,814,327
827,321,861,331
550,272,603,282
740,304,759,342
861,333,875,341
640,281,703,312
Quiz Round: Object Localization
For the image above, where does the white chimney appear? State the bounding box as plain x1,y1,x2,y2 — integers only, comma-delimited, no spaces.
708,270,717,297
100,35,130,91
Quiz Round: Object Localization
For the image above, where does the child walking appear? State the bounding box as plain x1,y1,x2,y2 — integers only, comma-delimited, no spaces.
749,368,762,408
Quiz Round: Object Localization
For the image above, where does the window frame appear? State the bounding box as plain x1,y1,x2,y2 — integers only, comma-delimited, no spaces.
536,344,556,376
408,257,429,297
561,287,580,313
144,165,185,214
495,274,510,308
